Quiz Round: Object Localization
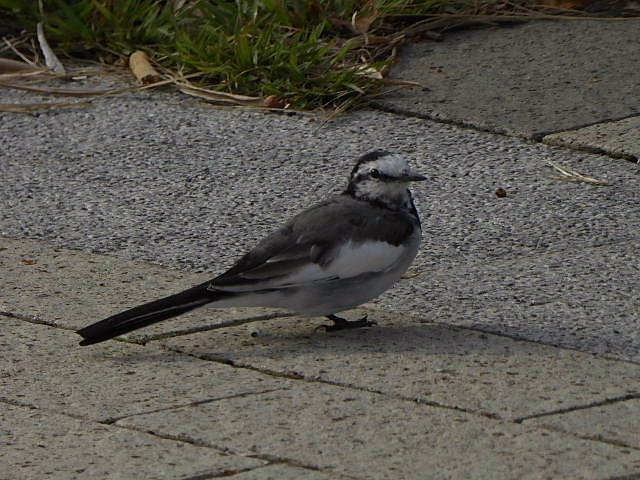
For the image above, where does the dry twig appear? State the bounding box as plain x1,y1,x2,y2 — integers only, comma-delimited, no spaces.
36,22,65,74
547,159,610,186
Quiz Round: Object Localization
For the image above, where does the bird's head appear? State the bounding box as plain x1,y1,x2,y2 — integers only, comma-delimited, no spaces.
344,151,426,208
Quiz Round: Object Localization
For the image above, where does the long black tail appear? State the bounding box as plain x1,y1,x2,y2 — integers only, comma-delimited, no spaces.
77,281,233,346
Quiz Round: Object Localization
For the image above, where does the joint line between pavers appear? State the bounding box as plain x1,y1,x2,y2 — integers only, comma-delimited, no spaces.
110,420,330,474
514,392,640,424
141,312,296,343
1,309,143,344
115,425,221,450
540,111,640,139
101,387,288,424
372,100,639,164
2,310,152,346
357,306,640,370
369,101,514,139
163,343,480,419
538,423,640,453
244,454,360,479
541,138,639,163
412,319,640,368
0,309,58,327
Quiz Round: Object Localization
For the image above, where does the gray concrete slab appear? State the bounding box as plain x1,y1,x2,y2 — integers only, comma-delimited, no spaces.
545,115,640,160
2,97,639,275
0,403,265,480
379,20,640,139
3,237,640,479
528,398,640,450
161,311,640,421
3,205,640,363
1,93,639,359
0,316,288,422
116,382,640,479
4,236,640,421
379,239,640,362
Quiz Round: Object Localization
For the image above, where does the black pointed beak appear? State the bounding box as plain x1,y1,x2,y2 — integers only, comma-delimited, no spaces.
400,173,428,182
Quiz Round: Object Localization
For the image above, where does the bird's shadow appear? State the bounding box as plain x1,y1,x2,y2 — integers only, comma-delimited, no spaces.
209,322,530,361
106,318,543,367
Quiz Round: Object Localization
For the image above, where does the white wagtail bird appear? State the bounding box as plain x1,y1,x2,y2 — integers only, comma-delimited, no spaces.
77,151,426,346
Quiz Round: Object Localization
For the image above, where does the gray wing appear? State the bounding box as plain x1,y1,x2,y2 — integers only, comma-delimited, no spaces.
210,195,417,291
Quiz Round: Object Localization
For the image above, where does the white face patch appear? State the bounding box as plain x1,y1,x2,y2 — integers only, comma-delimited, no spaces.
351,154,419,207
354,154,412,179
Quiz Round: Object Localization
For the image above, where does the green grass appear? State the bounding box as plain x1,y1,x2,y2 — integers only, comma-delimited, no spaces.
0,0,520,109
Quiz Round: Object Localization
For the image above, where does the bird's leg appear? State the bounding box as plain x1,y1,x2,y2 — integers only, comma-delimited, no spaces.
318,314,377,332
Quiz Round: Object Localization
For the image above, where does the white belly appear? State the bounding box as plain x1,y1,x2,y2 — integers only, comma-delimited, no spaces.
209,230,421,316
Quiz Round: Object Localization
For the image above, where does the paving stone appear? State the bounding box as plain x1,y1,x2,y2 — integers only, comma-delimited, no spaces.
0,316,287,422
545,115,640,160
161,311,640,421
0,403,264,480
381,20,640,138
528,398,640,449
383,239,640,362
116,382,640,480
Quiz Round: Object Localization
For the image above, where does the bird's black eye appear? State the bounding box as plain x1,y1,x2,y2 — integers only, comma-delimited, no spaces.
370,168,380,179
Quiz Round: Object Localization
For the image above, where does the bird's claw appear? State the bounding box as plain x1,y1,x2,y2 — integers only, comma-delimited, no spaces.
316,314,377,332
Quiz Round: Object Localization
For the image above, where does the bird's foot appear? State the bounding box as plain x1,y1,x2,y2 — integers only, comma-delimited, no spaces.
317,314,377,332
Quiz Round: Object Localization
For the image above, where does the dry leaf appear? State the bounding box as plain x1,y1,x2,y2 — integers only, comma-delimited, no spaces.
356,65,383,80
20,259,37,265
263,95,286,109
129,51,162,84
